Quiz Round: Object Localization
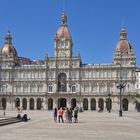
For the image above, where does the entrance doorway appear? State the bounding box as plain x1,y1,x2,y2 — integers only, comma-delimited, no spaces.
22,98,27,110
30,98,34,110
98,98,104,111
48,98,53,110
83,98,88,110
91,98,96,110
2,98,6,109
122,98,129,111
106,98,112,112
58,98,67,109
37,98,41,110
71,98,76,110
15,98,20,108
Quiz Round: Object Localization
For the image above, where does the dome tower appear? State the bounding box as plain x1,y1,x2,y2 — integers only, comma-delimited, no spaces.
1,31,17,57
54,13,73,58
113,26,136,66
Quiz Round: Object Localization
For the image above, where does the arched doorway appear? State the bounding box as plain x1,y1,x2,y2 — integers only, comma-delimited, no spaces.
122,98,129,111
91,98,96,110
22,98,27,110
83,98,88,110
37,98,41,110
58,73,67,92
48,98,53,110
58,98,67,109
106,98,112,112
2,98,6,109
71,98,76,110
15,98,20,108
98,98,104,111
30,98,34,110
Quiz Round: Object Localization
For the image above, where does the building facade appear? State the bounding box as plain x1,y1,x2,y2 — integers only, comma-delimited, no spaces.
0,14,136,111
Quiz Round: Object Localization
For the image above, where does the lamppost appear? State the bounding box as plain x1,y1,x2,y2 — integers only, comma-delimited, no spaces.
41,98,44,110
116,81,126,116
107,93,111,113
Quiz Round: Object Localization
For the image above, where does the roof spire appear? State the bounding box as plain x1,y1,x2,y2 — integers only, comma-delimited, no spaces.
5,30,12,44
61,12,67,26
61,0,67,26
62,0,66,14
120,24,127,40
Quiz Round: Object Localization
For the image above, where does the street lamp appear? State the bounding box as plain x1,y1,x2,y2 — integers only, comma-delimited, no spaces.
41,98,44,110
107,93,111,113
116,81,126,116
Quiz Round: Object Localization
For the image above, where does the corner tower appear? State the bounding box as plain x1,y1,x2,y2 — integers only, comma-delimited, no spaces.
54,13,73,58
113,26,136,66
1,31,17,57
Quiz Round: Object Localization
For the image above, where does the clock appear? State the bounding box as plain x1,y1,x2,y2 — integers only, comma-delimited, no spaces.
59,51,66,57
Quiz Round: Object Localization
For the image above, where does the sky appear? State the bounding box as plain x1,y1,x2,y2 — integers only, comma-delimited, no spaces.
0,0,140,66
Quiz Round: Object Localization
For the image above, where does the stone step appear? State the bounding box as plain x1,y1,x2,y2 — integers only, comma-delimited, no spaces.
0,117,23,126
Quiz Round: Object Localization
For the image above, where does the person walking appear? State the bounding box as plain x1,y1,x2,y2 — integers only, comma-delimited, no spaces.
74,107,78,123
53,108,57,122
68,108,73,123
58,107,64,123
63,108,68,123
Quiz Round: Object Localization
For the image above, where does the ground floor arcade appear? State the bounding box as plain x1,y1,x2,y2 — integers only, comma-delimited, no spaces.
0,95,136,112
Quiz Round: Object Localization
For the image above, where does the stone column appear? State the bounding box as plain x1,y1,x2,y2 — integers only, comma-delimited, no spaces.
88,98,91,110
27,98,30,110
45,98,48,110
129,102,135,111
96,98,98,110
34,99,37,110
53,98,57,109
6,99,11,111
42,100,47,110
67,98,71,108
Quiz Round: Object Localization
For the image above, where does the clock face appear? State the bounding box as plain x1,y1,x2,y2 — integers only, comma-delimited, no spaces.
59,51,66,57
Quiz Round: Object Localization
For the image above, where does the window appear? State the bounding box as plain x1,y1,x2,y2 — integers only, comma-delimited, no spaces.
38,85,42,92
58,73,67,92
92,71,96,78
107,71,112,78
30,85,36,92
23,85,28,92
71,83,76,92
122,69,128,79
48,83,53,92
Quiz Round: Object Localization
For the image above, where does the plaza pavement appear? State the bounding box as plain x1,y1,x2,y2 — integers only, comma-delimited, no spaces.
0,110,140,140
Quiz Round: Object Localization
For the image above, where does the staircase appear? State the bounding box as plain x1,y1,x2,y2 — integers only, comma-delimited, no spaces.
0,117,23,126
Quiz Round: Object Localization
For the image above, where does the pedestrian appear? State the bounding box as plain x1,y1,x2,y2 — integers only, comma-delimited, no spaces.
74,107,78,123
53,108,57,122
17,106,20,114
63,108,68,123
58,107,64,123
20,106,23,114
68,108,73,123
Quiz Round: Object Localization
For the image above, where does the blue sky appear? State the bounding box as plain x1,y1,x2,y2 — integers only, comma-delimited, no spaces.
0,0,140,66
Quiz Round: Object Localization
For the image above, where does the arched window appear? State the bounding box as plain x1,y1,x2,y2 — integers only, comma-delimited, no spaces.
58,73,67,92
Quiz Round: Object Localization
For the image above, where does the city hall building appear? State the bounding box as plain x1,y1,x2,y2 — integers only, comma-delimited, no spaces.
0,14,136,111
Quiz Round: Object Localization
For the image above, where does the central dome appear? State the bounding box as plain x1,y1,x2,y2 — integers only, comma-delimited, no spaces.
55,13,72,41
56,26,71,40
115,40,132,53
115,26,132,53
